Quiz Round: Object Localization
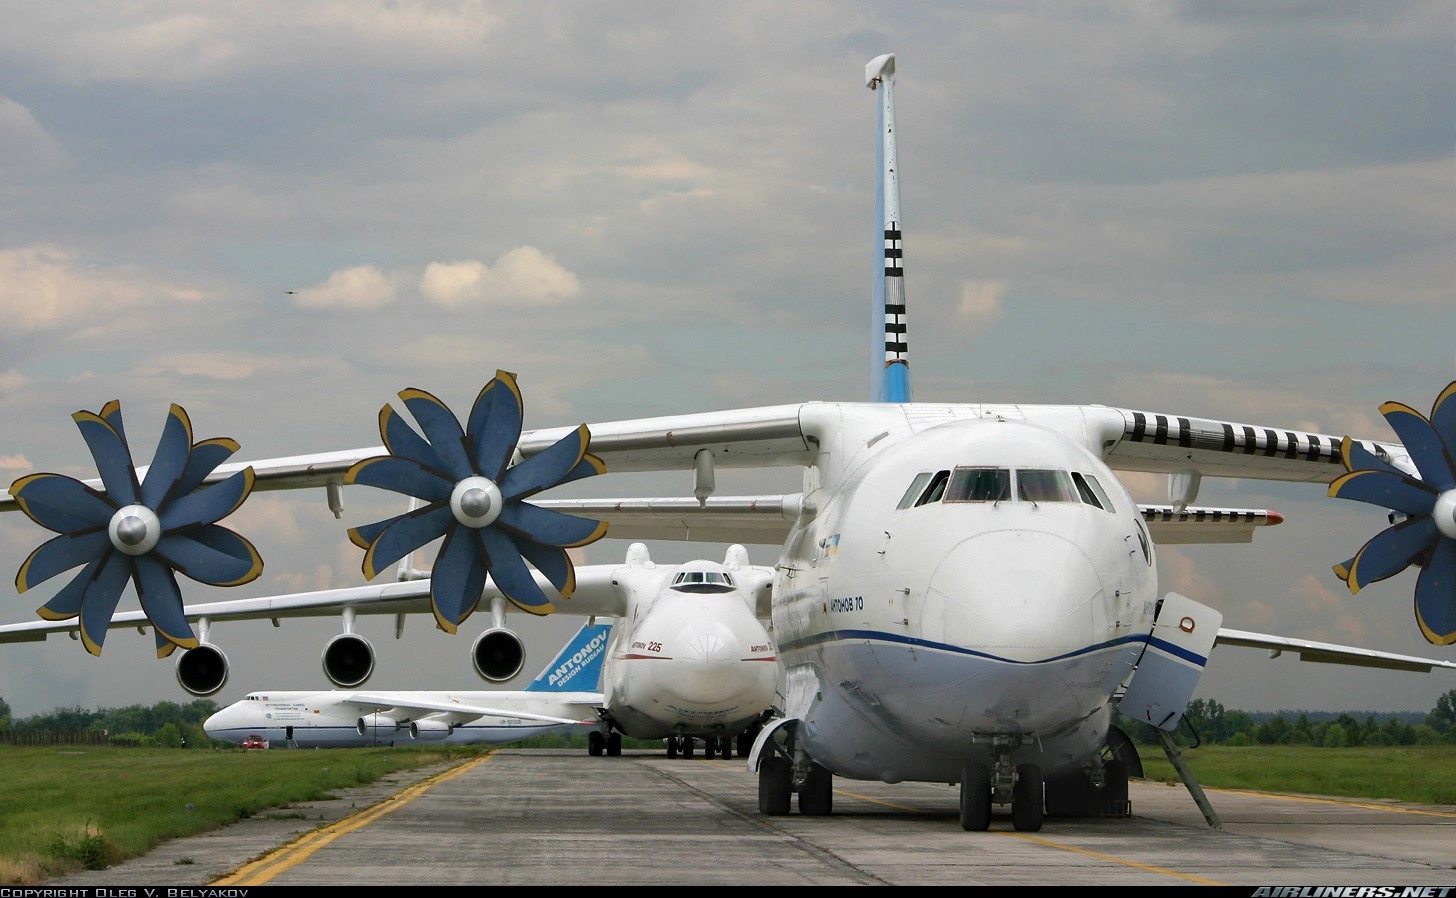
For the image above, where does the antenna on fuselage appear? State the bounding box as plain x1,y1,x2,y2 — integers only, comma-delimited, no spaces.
867,52,911,404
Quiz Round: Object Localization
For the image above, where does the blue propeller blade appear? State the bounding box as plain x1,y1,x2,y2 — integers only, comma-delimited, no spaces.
517,540,574,596
429,526,487,633
500,425,589,501
154,527,262,587
497,501,607,548
1429,382,1456,453
77,552,134,656
35,556,103,620
360,503,454,579
73,410,138,506
16,530,113,592
345,456,454,503
10,473,115,532
400,389,473,481
1414,538,1456,645
467,372,524,481
380,404,445,471
1346,517,1439,592
479,526,552,611
175,437,241,495
139,405,194,509
560,454,607,487
1340,437,1403,476
1329,469,1437,517
1380,402,1456,492
134,555,197,647
157,468,254,531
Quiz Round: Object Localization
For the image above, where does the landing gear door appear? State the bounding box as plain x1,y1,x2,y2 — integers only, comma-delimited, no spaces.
1120,592,1221,732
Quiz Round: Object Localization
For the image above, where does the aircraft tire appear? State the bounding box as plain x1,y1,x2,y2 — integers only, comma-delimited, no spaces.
736,730,754,757
1011,763,1044,832
1043,770,1099,817
588,731,604,757
682,736,695,759
606,732,622,757
1102,759,1130,816
959,762,992,831
798,762,833,816
758,755,792,815
666,737,678,759
704,738,717,760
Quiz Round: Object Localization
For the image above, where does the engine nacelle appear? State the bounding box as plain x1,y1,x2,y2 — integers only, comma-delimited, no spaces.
175,644,229,697
471,627,525,682
356,713,404,737
410,718,453,741
322,632,375,688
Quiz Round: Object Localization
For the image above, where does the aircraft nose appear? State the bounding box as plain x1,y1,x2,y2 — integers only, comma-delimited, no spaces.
203,704,247,740
668,623,760,704
927,530,1106,653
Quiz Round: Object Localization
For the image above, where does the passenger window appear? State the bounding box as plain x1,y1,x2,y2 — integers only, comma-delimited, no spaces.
1071,472,1104,509
944,467,1011,502
897,472,933,510
1017,469,1077,502
916,470,950,506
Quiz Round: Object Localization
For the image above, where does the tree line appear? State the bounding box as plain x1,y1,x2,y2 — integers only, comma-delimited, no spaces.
1,689,1454,749
1115,689,1456,747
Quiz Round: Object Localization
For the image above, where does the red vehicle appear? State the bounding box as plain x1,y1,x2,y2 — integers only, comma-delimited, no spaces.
241,734,269,750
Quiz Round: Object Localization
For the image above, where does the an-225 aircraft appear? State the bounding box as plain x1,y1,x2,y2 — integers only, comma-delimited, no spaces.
204,620,612,748
3,53,1455,833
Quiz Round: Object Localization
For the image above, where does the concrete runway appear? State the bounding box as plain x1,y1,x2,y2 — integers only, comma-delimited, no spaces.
44,748,1456,887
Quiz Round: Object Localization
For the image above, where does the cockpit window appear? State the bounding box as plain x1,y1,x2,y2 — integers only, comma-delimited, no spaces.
1079,472,1116,513
944,467,1012,502
897,472,934,510
1018,469,1077,503
914,470,950,506
670,570,736,594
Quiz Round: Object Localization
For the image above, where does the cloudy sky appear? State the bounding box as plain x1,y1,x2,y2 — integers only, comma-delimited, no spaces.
1,1,1452,720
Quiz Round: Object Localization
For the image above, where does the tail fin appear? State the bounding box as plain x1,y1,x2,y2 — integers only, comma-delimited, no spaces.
524,621,612,692
867,53,911,403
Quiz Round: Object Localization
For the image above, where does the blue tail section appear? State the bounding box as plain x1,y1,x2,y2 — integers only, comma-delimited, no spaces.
868,53,912,404
524,621,612,692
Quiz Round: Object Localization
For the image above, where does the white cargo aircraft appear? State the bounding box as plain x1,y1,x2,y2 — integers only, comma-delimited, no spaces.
3,53,1454,833
204,620,611,748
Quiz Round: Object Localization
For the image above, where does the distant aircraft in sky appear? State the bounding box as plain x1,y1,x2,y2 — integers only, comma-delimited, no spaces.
2,52,1453,833
204,620,611,748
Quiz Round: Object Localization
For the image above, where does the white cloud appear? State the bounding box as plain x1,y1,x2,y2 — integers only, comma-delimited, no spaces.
956,281,1005,328
0,247,154,331
419,246,581,309
292,265,396,310
0,96,67,174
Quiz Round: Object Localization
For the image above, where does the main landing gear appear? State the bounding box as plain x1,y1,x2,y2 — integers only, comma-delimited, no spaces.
587,730,621,757
959,735,1044,832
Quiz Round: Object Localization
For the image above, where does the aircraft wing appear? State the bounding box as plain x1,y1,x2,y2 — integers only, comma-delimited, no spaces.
342,692,602,726
1137,505,1283,545
1097,404,1414,483
1214,628,1456,673
0,563,629,647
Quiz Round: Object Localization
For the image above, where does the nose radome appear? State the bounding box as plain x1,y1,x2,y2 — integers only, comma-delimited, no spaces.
667,623,757,705
927,530,1104,654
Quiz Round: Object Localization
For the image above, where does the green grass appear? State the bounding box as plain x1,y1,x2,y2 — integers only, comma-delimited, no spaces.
0,744,488,886
1136,744,1456,805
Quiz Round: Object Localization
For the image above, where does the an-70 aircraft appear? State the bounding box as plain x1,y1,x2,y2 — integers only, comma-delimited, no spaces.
204,620,612,748
2,53,1455,833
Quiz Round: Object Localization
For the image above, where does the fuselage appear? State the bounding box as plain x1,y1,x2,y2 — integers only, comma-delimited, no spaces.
601,558,778,740
203,690,598,748
775,405,1159,783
